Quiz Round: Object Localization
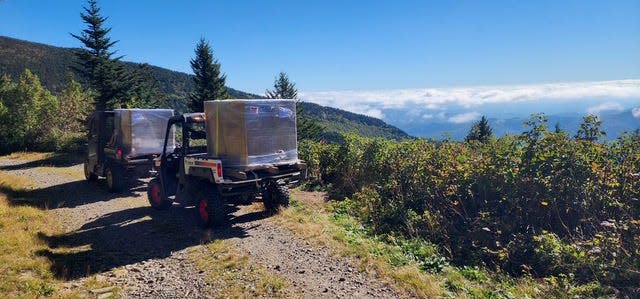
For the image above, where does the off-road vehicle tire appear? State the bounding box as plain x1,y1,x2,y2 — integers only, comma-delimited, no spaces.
147,178,172,210
196,190,225,228
84,160,98,182
263,180,290,214
106,165,126,193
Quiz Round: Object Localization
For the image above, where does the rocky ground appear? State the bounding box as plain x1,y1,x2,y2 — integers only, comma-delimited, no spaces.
0,155,402,298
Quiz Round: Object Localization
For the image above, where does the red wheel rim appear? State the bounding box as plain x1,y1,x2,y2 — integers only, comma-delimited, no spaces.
150,184,161,204
198,199,209,223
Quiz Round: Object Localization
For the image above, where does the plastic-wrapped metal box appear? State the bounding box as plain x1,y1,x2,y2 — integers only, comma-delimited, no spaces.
114,109,175,159
204,99,298,168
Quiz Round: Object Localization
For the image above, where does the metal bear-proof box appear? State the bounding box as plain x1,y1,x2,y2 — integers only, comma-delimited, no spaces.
204,99,298,168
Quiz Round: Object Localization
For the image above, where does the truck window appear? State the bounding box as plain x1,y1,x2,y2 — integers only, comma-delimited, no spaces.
103,115,115,145
89,116,98,138
186,122,207,151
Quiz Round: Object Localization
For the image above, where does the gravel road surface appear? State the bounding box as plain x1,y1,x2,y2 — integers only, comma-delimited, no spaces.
0,156,402,298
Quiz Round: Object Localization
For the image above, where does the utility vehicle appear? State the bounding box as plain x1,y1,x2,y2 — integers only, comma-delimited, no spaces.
84,109,174,192
147,100,306,227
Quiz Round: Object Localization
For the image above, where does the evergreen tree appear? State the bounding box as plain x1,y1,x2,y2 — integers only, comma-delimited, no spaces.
465,115,493,143
265,72,323,141
71,0,134,110
266,72,298,99
126,63,163,108
575,114,606,142
189,38,228,112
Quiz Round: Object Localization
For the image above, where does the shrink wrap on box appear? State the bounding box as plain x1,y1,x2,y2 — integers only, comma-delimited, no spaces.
114,109,174,158
204,100,298,167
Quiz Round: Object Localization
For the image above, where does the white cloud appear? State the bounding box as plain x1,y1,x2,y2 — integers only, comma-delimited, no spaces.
365,109,384,119
422,113,434,120
357,108,384,119
633,107,640,118
448,112,481,124
586,102,624,114
299,80,640,117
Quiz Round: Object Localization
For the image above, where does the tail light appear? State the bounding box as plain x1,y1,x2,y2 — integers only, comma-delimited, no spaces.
216,162,223,179
116,148,123,159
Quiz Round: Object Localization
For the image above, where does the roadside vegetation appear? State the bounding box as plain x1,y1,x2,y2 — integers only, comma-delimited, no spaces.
278,195,554,298
297,114,640,297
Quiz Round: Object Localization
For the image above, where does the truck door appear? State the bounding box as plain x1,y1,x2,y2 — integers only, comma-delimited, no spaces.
87,114,99,167
99,113,115,163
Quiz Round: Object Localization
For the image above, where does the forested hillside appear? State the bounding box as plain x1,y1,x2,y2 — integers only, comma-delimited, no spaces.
0,36,409,140
300,101,410,140
0,36,259,100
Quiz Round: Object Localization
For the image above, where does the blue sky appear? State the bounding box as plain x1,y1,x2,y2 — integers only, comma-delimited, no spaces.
1,0,639,95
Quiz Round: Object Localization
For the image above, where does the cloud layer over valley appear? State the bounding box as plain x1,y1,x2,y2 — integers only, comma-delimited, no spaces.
300,79,640,120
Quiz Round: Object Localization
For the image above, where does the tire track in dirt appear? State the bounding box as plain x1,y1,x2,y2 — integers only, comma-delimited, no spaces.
223,204,401,298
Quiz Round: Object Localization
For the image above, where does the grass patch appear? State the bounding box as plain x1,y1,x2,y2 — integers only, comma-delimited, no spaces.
0,173,60,297
36,166,84,180
190,240,296,298
0,170,36,193
0,171,114,298
1,151,84,169
3,152,56,161
273,192,557,298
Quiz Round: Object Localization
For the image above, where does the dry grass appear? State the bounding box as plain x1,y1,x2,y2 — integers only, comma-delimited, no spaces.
0,170,36,192
189,240,297,298
3,152,56,161
272,197,440,297
0,170,115,298
272,191,551,298
0,170,62,297
36,166,84,180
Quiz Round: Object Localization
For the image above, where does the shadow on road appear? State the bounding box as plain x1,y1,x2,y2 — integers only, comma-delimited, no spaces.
0,153,84,171
1,154,273,281
36,204,270,280
2,179,144,209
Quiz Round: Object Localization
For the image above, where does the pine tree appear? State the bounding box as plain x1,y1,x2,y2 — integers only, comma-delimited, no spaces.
266,72,298,99
71,0,134,110
126,63,163,108
189,38,228,112
266,72,323,141
465,115,493,143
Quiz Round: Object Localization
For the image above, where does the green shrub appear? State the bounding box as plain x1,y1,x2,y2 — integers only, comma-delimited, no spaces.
298,125,640,295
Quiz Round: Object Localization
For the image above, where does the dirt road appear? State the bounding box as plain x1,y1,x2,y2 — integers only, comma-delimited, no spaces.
0,155,401,298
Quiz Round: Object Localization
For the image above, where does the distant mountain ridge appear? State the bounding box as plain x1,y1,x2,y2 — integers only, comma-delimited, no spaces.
386,108,639,140
0,35,410,140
